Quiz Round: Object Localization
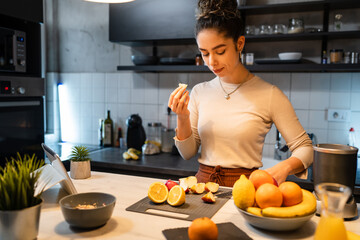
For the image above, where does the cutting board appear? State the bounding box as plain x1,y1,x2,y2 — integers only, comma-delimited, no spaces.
126,188,232,221
162,222,253,240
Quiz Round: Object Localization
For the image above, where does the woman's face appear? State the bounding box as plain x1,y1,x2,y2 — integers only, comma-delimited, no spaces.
197,28,244,78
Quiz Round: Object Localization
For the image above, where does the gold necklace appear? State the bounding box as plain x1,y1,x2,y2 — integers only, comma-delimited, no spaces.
219,72,250,100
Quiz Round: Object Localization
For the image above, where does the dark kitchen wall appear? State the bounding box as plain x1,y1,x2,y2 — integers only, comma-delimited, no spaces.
0,0,43,23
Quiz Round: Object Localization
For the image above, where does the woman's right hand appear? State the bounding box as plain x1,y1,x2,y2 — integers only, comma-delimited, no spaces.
168,85,190,119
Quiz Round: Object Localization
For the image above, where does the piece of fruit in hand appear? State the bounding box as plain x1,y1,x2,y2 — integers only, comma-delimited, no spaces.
205,182,219,193
179,176,197,193
201,192,216,203
190,183,205,194
165,179,178,191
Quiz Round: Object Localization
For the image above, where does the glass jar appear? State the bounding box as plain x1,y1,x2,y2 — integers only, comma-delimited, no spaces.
259,24,271,35
273,24,286,34
334,14,343,31
314,183,351,240
330,49,344,64
147,122,162,146
288,18,304,34
245,53,254,65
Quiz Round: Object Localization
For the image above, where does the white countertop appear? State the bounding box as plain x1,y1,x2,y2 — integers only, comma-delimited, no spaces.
38,171,360,240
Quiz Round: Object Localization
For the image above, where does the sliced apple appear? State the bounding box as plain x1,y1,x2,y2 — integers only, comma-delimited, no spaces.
179,176,197,193
205,182,219,193
201,192,216,203
190,183,205,194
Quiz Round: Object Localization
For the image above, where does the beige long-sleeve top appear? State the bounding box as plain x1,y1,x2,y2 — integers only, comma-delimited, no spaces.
175,76,313,178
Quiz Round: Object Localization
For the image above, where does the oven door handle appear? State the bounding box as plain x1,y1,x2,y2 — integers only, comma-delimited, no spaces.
0,101,40,107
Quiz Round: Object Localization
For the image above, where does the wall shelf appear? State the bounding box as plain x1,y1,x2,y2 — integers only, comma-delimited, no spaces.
117,64,360,73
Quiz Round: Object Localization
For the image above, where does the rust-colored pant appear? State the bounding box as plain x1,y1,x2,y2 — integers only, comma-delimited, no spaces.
195,163,258,187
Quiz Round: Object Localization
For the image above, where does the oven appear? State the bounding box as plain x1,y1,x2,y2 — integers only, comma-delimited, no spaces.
0,26,26,73
0,76,44,166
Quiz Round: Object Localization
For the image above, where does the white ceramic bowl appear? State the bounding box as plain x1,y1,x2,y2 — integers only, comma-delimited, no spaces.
236,205,315,231
278,52,302,60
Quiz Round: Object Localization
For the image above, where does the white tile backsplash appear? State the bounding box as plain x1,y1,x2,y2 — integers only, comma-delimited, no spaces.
330,73,351,92
50,71,360,148
329,92,351,109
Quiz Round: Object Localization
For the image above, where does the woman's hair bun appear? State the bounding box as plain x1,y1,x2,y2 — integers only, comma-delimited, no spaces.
196,0,239,20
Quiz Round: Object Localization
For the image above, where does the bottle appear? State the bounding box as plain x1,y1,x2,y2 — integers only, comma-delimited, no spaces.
103,110,113,147
99,119,104,146
321,50,327,64
349,127,357,147
116,127,124,148
314,183,351,240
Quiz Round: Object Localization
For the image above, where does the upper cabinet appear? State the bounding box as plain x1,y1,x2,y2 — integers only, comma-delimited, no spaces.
0,0,43,23
109,0,197,45
113,0,360,72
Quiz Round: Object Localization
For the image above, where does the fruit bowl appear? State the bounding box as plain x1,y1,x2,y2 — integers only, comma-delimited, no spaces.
236,205,315,231
60,192,116,228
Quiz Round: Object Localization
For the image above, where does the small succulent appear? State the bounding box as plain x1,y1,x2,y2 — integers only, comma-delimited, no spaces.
0,153,45,210
70,146,91,162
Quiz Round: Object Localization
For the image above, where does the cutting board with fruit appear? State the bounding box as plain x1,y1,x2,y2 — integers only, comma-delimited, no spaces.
126,176,232,221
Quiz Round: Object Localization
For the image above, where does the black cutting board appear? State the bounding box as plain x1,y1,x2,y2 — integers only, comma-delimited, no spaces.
126,188,232,221
162,222,253,240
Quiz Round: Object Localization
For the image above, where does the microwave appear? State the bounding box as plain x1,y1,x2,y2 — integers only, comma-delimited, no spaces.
0,27,26,73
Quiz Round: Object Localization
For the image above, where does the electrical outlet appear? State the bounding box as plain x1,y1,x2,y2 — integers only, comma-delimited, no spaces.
327,109,351,122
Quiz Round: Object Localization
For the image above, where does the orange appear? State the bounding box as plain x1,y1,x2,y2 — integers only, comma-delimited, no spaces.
249,170,276,190
167,185,186,206
188,217,218,240
255,183,283,209
148,182,169,204
279,181,303,207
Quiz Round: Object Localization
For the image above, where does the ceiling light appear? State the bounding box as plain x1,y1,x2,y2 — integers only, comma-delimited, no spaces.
84,0,134,3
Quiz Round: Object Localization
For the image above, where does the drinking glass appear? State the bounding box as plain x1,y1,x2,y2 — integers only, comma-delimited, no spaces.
314,183,351,240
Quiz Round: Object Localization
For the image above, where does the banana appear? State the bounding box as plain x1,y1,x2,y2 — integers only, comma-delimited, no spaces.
347,231,360,240
261,189,316,218
128,148,141,155
122,151,131,160
128,151,139,160
246,207,263,217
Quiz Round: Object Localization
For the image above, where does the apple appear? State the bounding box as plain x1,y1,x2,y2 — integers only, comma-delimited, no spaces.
165,179,178,191
179,176,197,193
205,182,219,193
190,183,205,194
201,192,216,203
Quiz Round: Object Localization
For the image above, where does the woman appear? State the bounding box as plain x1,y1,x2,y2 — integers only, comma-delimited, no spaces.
168,0,313,187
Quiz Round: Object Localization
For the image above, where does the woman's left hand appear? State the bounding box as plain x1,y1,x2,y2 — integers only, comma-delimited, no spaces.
264,156,306,185
264,166,290,186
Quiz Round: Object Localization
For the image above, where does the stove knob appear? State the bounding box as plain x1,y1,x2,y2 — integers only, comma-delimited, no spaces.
17,87,26,95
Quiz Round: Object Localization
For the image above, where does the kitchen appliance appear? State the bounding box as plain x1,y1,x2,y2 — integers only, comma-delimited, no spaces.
313,144,358,219
126,114,146,151
0,26,26,73
0,76,45,166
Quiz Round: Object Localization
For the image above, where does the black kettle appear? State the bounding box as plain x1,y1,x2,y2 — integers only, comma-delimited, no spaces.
126,114,146,151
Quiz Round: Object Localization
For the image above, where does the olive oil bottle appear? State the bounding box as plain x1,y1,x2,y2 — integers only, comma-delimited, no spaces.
103,110,113,147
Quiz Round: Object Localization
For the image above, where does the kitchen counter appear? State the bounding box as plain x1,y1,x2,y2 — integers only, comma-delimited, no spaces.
38,171,360,240
52,145,359,198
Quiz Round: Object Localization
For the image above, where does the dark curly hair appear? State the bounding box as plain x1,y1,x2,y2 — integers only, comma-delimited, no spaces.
195,0,244,45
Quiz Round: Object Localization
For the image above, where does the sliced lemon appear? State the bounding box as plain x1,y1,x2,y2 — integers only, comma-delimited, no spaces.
167,185,186,207
148,182,169,204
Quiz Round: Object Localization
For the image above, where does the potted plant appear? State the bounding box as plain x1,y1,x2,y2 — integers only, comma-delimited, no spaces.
0,153,45,240
69,145,91,179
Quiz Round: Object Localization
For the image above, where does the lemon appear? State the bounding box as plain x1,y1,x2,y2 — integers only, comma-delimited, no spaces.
148,182,169,204
232,174,256,210
167,185,186,206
